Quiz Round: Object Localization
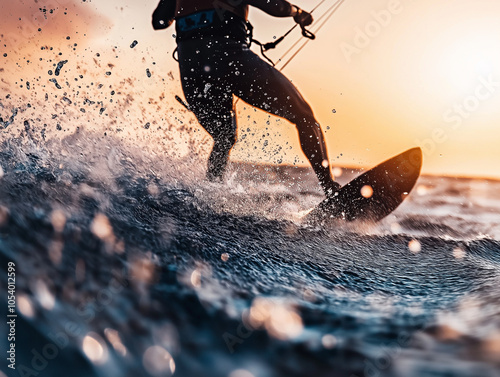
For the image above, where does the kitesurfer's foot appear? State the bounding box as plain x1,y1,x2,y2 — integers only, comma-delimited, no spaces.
206,169,224,183
323,180,341,201
206,141,232,183
206,154,228,182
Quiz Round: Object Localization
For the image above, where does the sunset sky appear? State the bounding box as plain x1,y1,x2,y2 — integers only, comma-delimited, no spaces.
2,0,500,179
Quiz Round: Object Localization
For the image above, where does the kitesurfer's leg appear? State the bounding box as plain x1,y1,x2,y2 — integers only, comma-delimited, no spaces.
177,41,236,181
185,88,236,181
228,48,339,196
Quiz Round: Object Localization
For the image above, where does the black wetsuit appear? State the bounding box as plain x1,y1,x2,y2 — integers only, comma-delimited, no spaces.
153,0,338,194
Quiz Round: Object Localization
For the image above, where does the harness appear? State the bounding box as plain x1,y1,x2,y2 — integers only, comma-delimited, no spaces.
170,8,316,66
246,21,315,66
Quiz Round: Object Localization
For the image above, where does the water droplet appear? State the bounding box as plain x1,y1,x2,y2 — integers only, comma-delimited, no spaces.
408,240,421,253
91,213,113,240
360,185,373,198
17,294,35,318
82,333,108,365
143,346,175,376
49,78,62,89
390,222,402,233
61,96,72,105
104,328,127,356
55,60,68,76
34,280,55,310
452,248,466,259
190,269,201,288
416,185,429,196
333,167,343,177
321,334,337,349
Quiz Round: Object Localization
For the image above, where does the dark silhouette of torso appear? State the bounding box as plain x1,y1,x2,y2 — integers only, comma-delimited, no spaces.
175,0,248,19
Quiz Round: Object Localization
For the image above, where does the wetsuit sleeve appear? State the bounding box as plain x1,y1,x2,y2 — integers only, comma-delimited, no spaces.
152,0,176,30
245,0,298,17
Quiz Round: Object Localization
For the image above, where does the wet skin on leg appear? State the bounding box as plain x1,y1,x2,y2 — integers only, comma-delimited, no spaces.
180,75,236,181
227,46,339,195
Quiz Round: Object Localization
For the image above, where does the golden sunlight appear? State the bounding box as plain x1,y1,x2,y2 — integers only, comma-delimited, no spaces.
2,0,500,178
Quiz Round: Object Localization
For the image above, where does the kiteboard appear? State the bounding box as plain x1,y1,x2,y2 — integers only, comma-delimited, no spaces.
306,147,423,222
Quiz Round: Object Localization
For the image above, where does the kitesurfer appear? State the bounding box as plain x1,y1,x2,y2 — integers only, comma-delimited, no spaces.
152,0,340,197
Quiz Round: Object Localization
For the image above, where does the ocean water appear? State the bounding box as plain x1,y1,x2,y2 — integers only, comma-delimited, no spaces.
0,132,499,377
